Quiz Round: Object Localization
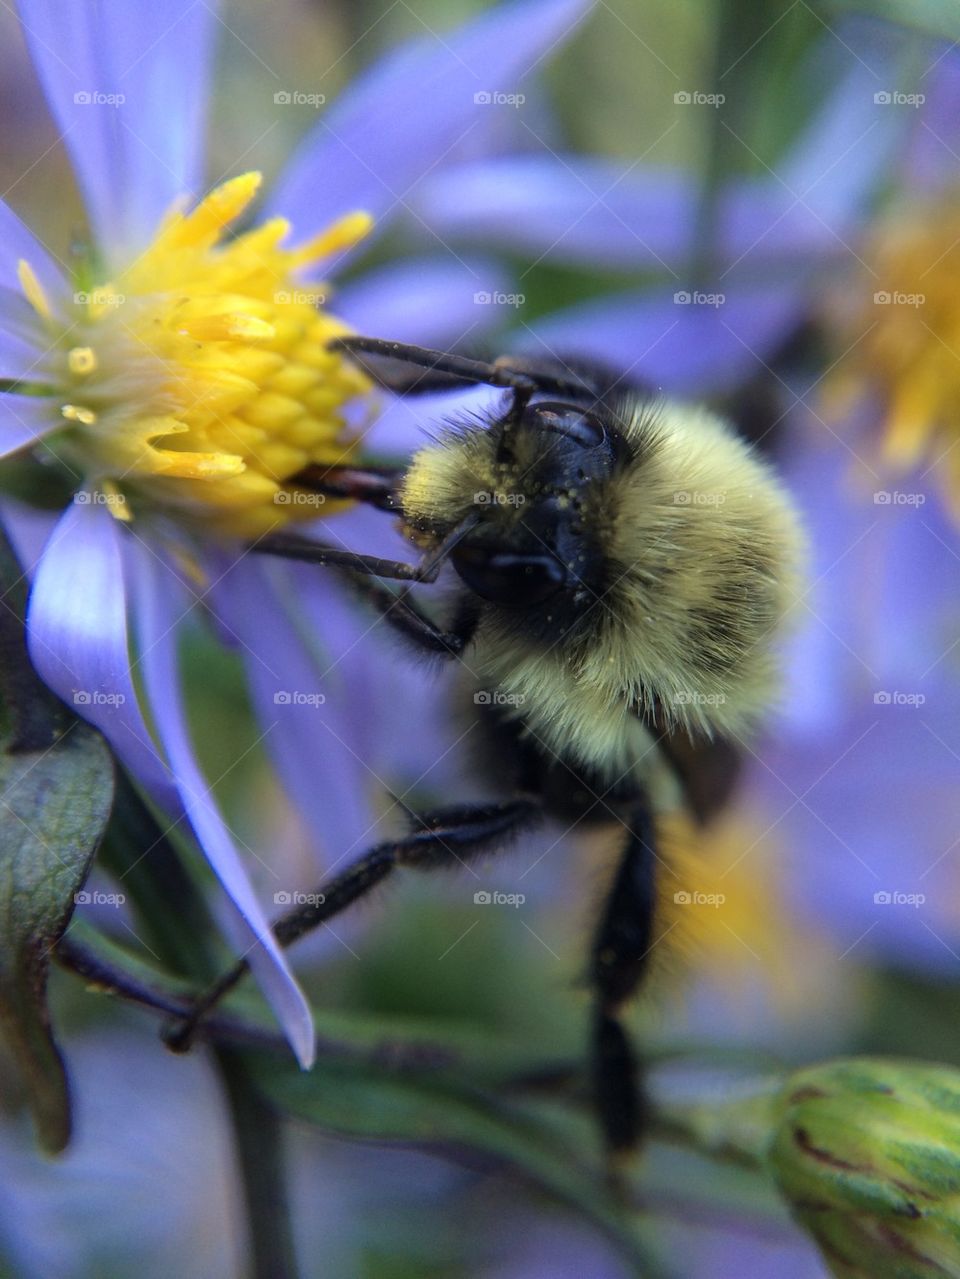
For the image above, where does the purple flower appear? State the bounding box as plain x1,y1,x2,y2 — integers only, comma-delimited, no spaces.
0,0,594,1062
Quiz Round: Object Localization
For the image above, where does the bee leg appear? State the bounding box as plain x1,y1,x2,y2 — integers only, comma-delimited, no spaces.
590,803,658,1185
286,463,404,511
344,575,478,657
250,536,430,582
164,799,540,1053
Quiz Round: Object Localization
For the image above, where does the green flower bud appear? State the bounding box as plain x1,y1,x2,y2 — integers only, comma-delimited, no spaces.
767,1058,960,1278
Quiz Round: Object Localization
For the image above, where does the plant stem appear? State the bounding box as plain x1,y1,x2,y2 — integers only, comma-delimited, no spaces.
95,773,301,1278
216,1049,299,1279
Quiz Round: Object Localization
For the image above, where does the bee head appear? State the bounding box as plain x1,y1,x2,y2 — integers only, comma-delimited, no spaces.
402,395,627,612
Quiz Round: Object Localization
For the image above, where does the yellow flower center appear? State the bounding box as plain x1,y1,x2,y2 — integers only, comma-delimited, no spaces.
828,199,960,511
18,172,374,536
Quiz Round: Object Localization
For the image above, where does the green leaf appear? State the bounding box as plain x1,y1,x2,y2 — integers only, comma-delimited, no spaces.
0,526,114,1152
821,0,960,42
254,1055,666,1276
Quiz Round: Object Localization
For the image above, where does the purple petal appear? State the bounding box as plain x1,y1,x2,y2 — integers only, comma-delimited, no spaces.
0,196,65,298
267,0,591,254
334,255,513,348
25,499,180,810
760,700,960,977
0,287,53,381
134,551,315,1067
412,158,693,269
16,0,217,258
413,56,900,271
520,284,807,396
363,383,500,456
0,499,59,578
904,48,960,191
208,553,380,869
0,392,62,457
777,53,905,235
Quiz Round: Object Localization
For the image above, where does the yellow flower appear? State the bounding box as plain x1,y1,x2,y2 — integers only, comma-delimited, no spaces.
829,200,960,514
20,172,373,537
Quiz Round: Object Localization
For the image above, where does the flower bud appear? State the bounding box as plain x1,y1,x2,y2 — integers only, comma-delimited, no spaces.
767,1058,960,1277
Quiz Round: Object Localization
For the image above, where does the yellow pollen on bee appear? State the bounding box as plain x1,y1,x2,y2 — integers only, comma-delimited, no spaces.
20,172,375,535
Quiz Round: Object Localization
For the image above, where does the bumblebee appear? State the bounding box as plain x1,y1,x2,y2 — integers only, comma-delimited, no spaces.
171,337,805,1165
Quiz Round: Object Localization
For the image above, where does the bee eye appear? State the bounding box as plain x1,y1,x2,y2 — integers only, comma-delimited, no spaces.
452,546,565,608
526,401,606,448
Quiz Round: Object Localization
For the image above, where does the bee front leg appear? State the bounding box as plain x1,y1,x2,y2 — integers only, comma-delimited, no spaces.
590,802,658,1185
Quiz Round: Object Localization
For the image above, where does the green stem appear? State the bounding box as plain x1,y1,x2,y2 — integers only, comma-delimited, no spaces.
216,1049,299,1279
95,772,301,1278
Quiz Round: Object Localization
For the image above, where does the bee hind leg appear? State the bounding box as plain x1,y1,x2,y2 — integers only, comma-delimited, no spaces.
590,801,658,1187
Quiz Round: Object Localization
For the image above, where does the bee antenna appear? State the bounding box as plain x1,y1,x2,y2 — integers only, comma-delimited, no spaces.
415,511,481,581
